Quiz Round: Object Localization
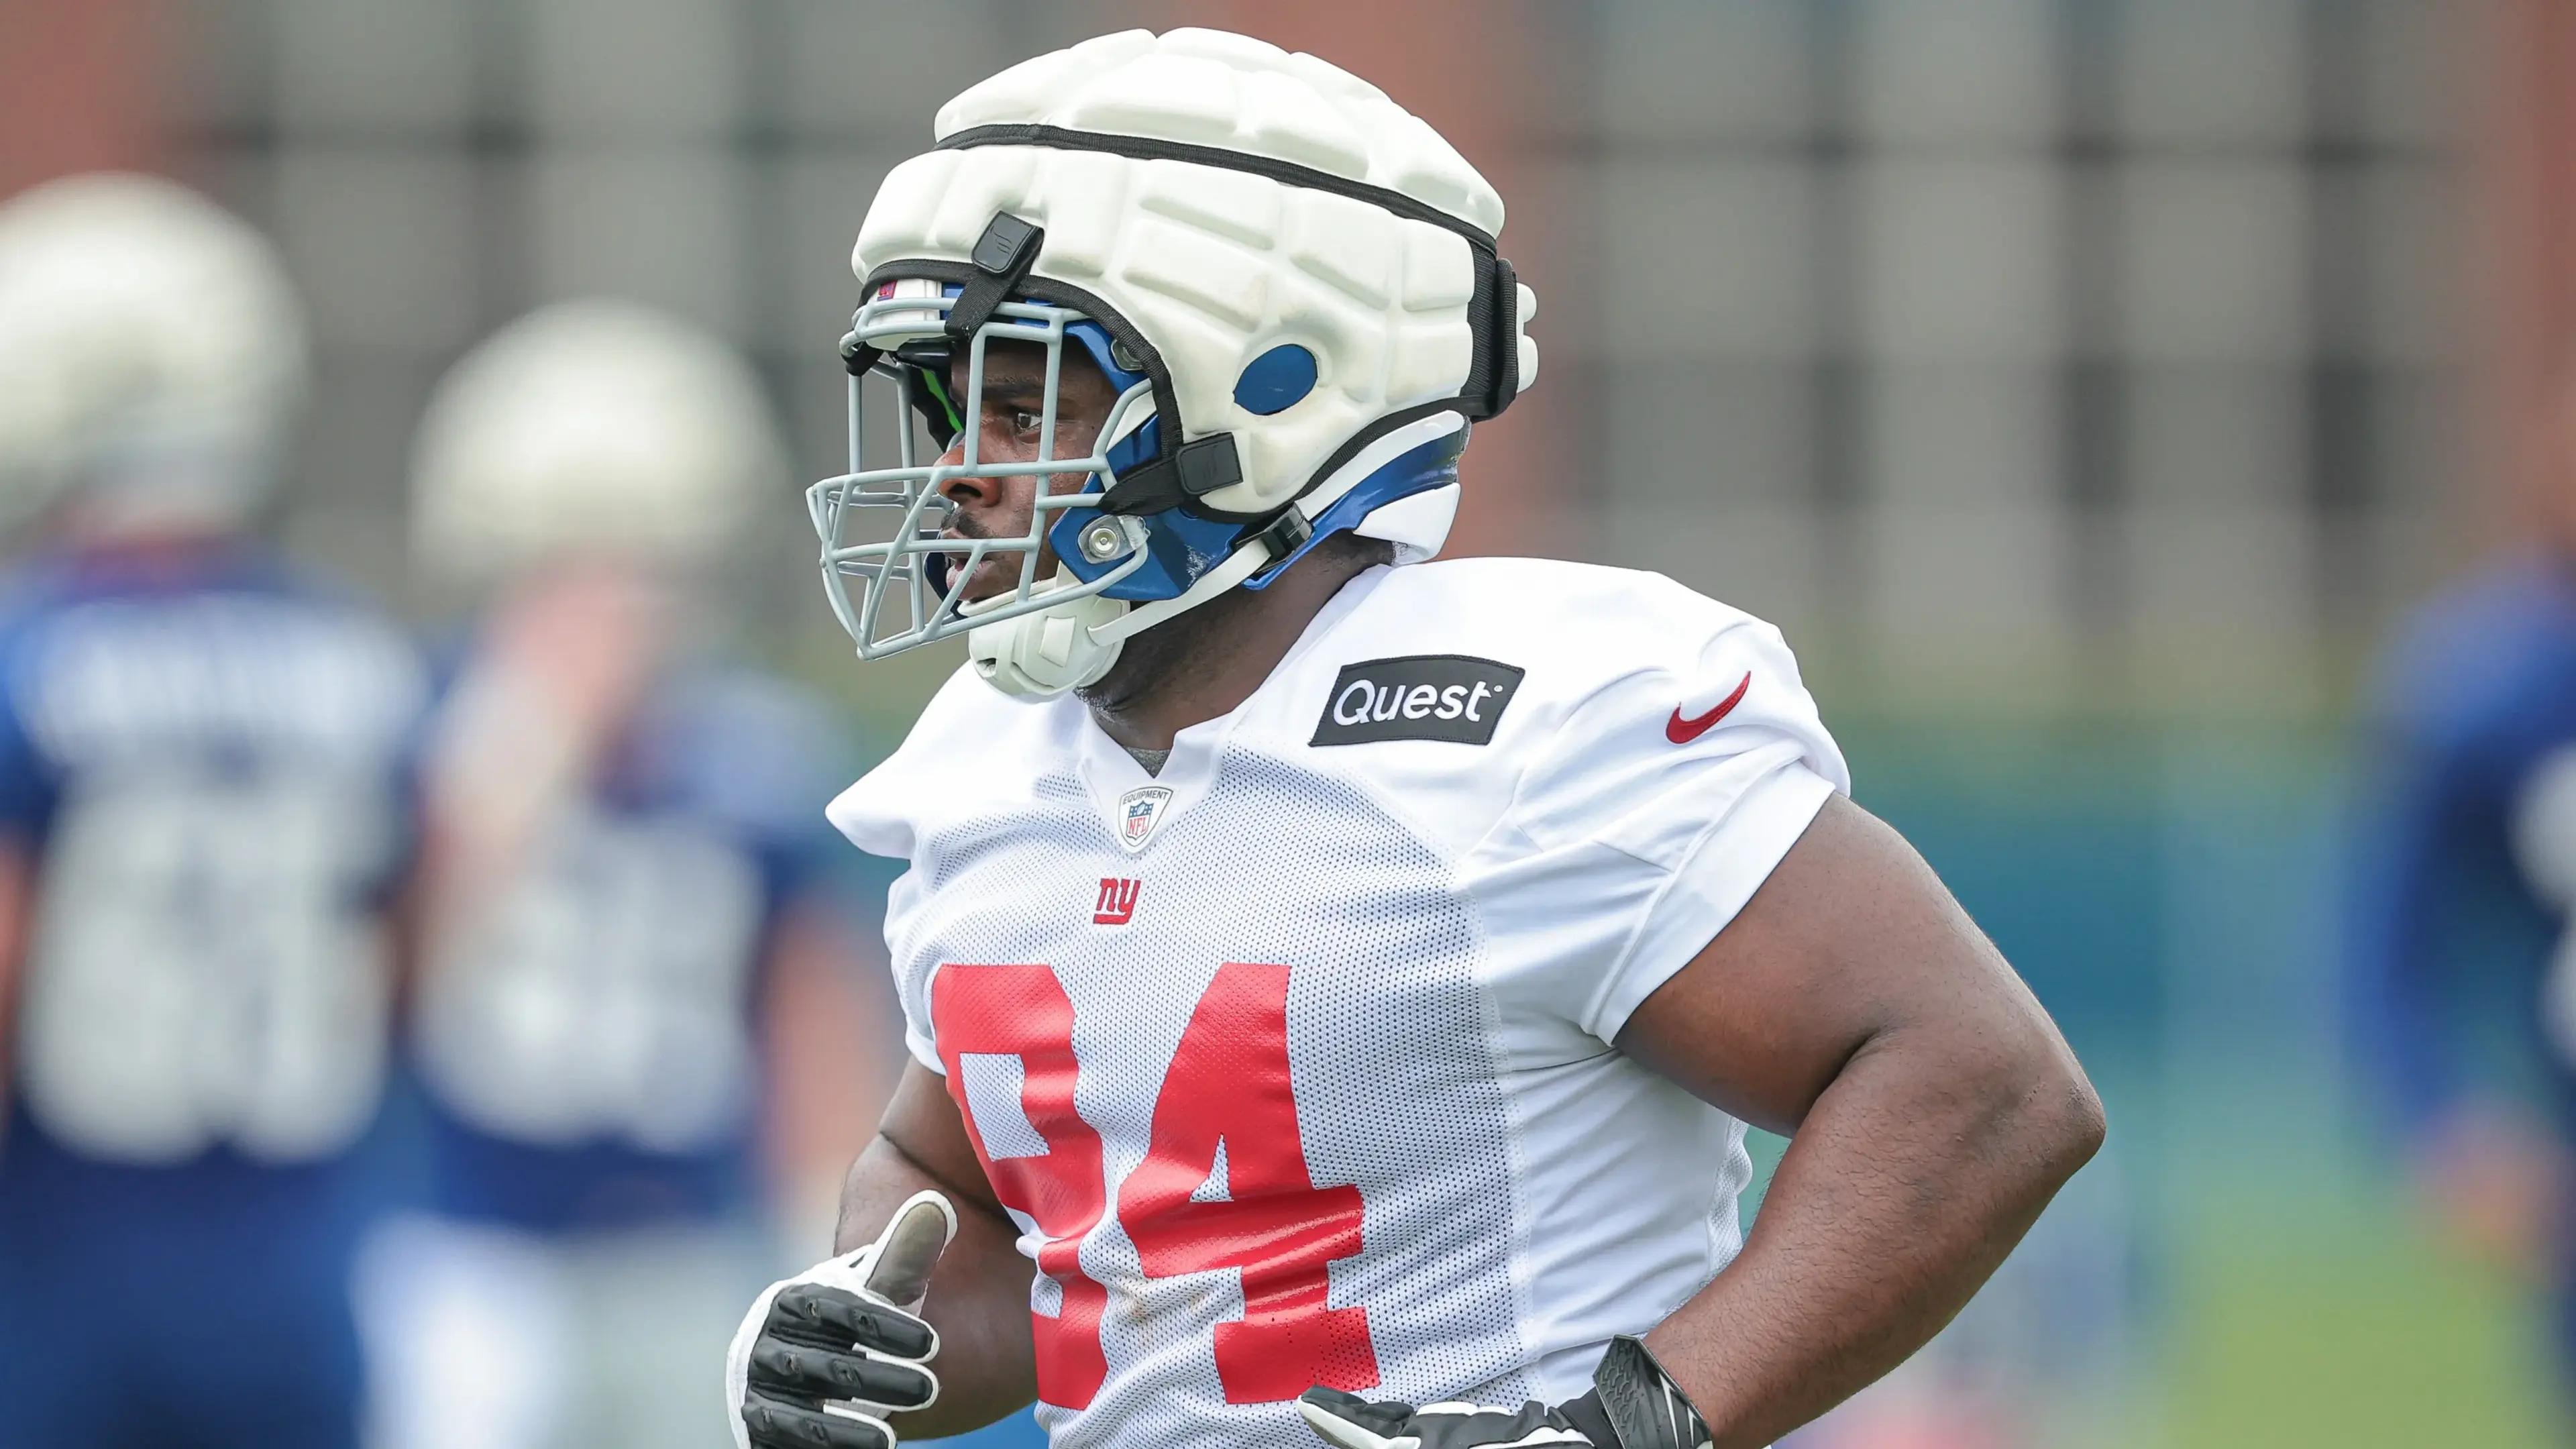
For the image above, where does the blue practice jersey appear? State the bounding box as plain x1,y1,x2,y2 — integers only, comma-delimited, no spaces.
408,666,857,1235
2349,554,2576,1138
0,541,427,1245
0,543,426,1449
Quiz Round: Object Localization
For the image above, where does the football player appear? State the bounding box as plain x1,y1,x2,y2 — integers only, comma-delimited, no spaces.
728,29,2104,1449
2349,544,2576,1395
0,174,428,1448
361,301,895,1449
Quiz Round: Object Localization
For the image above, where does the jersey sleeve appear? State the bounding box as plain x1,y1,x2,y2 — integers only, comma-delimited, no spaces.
826,761,942,1075
824,665,1011,1077
1468,604,1849,1044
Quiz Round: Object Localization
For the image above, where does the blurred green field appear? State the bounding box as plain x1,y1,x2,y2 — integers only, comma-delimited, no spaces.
1746,1133,2563,1446
2154,1187,2559,1448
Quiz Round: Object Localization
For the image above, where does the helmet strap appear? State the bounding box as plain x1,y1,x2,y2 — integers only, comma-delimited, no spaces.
1097,433,1243,516
1090,528,1281,647
945,213,1045,341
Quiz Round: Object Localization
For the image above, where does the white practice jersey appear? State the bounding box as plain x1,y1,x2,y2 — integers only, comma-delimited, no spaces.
831,557,1849,1449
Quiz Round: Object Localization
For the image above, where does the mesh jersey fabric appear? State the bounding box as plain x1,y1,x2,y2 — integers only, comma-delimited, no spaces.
830,557,1849,1449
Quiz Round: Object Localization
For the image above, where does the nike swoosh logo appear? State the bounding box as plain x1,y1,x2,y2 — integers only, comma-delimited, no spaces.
1666,672,1752,744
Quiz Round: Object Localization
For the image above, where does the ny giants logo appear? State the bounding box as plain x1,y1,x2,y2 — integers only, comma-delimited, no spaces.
1093,877,1141,926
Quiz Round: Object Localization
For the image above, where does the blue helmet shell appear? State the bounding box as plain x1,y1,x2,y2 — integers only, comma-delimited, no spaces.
922,292,1466,606
1052,419,1464,601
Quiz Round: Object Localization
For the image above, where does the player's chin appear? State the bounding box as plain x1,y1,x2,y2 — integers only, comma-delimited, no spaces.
957,556,1032,606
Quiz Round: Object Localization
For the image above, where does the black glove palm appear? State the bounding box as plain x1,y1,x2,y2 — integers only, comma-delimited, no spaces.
1297,1338,1711,1449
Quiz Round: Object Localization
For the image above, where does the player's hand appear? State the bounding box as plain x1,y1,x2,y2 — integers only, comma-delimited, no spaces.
1297,1393,1595,1449
726,1190,957,1449
1297,1338,1710,1449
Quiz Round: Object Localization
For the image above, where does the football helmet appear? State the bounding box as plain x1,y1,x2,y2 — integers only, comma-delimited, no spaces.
412,299,786,584
811,27,1538,696
0,172,307,531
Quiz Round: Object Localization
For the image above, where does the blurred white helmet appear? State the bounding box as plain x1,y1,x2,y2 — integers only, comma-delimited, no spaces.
412,300,787,584
810,28,1538,696
0,172,309,531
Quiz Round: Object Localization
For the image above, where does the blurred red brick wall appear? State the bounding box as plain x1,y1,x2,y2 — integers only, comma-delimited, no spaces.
0,0,167,197
2475,0,2576,550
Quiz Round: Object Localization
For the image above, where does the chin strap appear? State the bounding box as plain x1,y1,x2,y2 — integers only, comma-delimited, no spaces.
967,572,1128,697
1086,530,1278,647
1098,433,1244,516
965,506,1308,698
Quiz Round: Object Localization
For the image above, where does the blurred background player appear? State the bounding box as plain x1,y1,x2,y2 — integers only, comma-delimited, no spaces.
0,172,428,1449
357,298,896,1449
2347,386,2576,1424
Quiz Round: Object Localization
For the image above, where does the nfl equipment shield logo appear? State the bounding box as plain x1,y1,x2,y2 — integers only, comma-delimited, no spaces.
1116,785,1173,853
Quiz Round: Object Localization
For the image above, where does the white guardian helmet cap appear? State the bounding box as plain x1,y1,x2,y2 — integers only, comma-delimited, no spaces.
0,172,309,531
412,299,786,586
811,27,1538,697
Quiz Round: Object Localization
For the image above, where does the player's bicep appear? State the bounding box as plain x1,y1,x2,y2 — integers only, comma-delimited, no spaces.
1615,794,2040,1137
869,1060,1010,1223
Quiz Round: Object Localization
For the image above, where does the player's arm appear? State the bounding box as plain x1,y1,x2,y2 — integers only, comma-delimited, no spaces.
1300,792,2101,1449
831,1062,1038,1437
727,1058,1036,1449
1616,793,2102,1447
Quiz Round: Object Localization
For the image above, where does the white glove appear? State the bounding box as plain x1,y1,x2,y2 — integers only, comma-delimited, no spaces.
727,1191,957,1449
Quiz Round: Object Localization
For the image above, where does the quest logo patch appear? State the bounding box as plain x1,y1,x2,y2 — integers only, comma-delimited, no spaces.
1310,655,1525,747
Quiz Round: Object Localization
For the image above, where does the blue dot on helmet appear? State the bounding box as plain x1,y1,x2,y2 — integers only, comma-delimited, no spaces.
1232,343,1317,417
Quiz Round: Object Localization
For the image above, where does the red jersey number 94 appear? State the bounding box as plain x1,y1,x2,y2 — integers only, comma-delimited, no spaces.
930,961,1379,1409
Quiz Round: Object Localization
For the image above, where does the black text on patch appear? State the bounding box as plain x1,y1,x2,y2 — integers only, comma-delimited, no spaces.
1311,655,1525,747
